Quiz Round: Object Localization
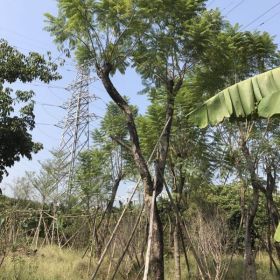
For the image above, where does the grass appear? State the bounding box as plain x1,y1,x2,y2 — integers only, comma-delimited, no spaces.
1,246,280,279
0,246,89,280
164,252,280,280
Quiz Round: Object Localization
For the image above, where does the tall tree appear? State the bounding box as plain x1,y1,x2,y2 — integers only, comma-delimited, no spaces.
45,1,223,278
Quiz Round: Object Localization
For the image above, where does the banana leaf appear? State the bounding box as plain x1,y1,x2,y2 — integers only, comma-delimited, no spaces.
188,67,280,128
274,223,280,242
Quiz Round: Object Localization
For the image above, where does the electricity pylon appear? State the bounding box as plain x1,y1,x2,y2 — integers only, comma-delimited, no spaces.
58,65,96,198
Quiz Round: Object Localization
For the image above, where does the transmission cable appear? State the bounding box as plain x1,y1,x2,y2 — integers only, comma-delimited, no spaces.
225,0,246,16
208,0,217,7
221,0,238,12
257,8,280,27
241,1,280,31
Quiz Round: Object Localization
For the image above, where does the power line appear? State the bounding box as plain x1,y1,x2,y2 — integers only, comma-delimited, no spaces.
43,87,68,103
0,34,76,72
257,8,280,27
241,1,280,31
225,0,246,16
208,0,217,7
0,26,77,69
221,0,237,11
38,104,62,122
32,83,67,90
0,26,52,51
35,126,60,142
36,102,66,109
36,122,58,126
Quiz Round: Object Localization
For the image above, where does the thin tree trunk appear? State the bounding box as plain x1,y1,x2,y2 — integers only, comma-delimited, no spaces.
240,138,260,280
150,202,164,280
33,209,43,249
143,191,164,280
98,66,179,280
168,215,173,249
106,240,116,280
107,174,123,216
265,170,280,260
265,189,273,273
243,187,259,280
178,222,191,278
42,217,50,245
258,235,280,277
174,217,181,280
103,173,123,244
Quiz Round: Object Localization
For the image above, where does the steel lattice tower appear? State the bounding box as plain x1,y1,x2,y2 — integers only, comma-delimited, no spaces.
58,65,96,196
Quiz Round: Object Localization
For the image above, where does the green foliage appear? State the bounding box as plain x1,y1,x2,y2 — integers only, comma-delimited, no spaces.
274,223,280,242
0,195,41,213
26,150,67,203
45,0,145,74
94,99,137,146
92,99,136,173
188,67,280,128
187,184,278,246
137,84,212,196
133,1,222,88
77,148,111,200
190,25,280,94
136,88,166,156
77,100,137,206
0,39,60,181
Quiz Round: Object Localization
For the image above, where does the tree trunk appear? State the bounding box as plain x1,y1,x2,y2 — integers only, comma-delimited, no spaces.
240,139,260,280
144,193,164,280
265,170,280,260
266,194,280,260
174,217,181,280
243,187,259,280
98,66,178,280
106,174,123,224
99,68,163,279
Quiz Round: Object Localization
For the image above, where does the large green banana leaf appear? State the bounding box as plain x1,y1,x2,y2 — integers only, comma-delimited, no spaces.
188,67,280,128
275,223,280,242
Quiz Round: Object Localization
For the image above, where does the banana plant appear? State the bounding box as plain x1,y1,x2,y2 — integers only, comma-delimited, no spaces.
188,67,280,128
188,67,280,247
275,224,280,242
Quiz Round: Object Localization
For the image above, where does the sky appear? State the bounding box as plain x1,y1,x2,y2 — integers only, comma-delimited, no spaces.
0,0,280,196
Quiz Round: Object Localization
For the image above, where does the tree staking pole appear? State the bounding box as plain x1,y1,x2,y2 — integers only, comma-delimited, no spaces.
58,65,96,200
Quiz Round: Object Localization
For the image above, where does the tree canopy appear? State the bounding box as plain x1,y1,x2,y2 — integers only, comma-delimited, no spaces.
0,39,60,182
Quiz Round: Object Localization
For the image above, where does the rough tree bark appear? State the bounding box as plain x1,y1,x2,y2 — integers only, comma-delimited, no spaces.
174,217,181,280
97,63,174,279
241,141,259,280
107,174,123,216
243,187,258,280
265,168,280,261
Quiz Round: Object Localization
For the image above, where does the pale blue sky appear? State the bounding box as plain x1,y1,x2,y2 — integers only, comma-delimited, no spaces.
0,0,280,195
